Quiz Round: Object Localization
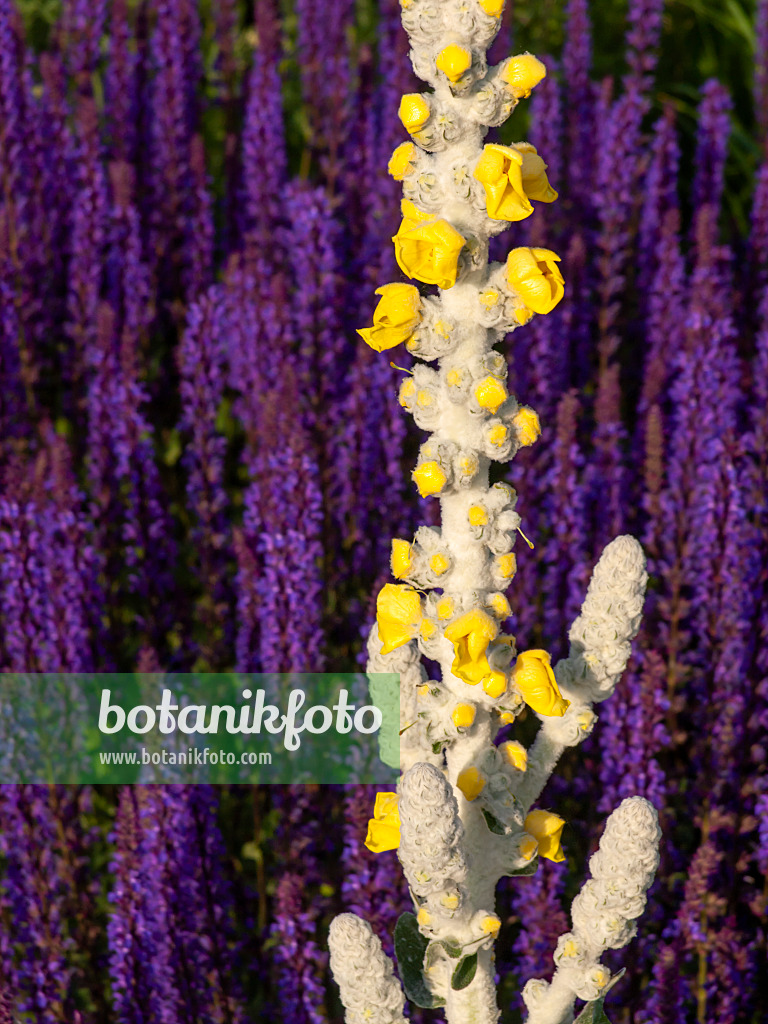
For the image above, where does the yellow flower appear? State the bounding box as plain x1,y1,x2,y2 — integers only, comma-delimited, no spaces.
479,0,504,16
393,201,467,289
480,914,501,936
473,144,533,222
391,539,413,579
506,247,564,315
452,703,476,728
516,143,558,203
412,460,447,497
501,53,547,98
436,596,455,619
376,583,422,654
500,740,527,771
429,553,450,575
388,141,416,180
487,592,511,618
513,649,570,716
496,553,517,579
513,407,541,446
399,93,431,132
357,283,422,352
444,609,500,686
436,44,472,83
523,809,566,862
474,375,509,413
488,423,508,447
365,792,401,852
468,504,488,526
457,766,486,801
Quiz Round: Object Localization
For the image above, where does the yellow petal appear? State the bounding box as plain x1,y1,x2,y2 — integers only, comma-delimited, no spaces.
475,376,509,413
457,766,486,801
513,407,541,446
479,0,504,15
519,834,538,860
429,552,449,575
436,44,472,83
365,819,401,852
393,216,466,289
373,792,399,820
388,141,416,180
506,247,564,315
374,283,422,330
399,93,431,132
500,741,527,771
487,592,511,618
474,144,533,222
524,809,565,862
445,610,499,685
481,915,501,936
513,649,570,716
496,553,517,579
501,53,547,98
436,596,455,619
519,146,558,203
468,504,488,525
488,424,508,447
482,671,507,698
452,703,476,728
412,460,447,497
376,583,422,655
391,539,413,578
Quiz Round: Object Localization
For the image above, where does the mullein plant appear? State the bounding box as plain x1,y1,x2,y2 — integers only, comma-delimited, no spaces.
329,3,661,1023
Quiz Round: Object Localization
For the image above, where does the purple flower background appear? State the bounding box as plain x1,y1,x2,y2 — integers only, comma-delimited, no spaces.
0,0,766,1021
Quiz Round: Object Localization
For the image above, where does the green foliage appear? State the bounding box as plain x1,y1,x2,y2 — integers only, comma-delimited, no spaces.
451,952,479,990
394,911,447,1009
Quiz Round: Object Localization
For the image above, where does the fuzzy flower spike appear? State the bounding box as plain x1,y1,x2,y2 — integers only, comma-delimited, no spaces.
330,4,656,1024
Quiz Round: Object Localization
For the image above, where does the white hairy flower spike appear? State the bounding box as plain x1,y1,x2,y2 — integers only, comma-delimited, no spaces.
328,4,658,1023
398,762,467,898
523,797,661,1024
329,914,409,1024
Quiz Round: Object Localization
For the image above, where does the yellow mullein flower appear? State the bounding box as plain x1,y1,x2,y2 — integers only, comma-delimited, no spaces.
480,914,501,936
391,539,413,579
516,142,558,203
468,504,488,526
506,247,564,315
513,406,541,446
457,765,486,801
364,792,401,852
357,283,422,352
513,649,570,716
499,740,527,771
413,460,447,497
519,834,538,860
452,703,476,728
487,592,511,618
436,44,472,83
474,375,509,413
399,93,431,132
436,596,455,619
444,609,504,691
376,583,422,654
479,0,504,16
429,553,449,575
496,553,516,578
523,809,566,862
393,200,466,289
501,53,547,98
388,141,416,180
473,144,533,222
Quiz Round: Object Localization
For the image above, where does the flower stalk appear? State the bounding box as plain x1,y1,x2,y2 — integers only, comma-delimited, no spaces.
329,3,660,1024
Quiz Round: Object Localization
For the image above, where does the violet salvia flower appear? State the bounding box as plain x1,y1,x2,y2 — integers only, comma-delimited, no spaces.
295,0,354,188
240,0,287,254
270,787,330,1024
61,0,107,92
624,0,664,93
177,285,233,661
561,0,595,209
105,0,138,163
690,80,732,239
329,8,659,1022
66,96,108,394
510,861,568,1005
0,786,72,1022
